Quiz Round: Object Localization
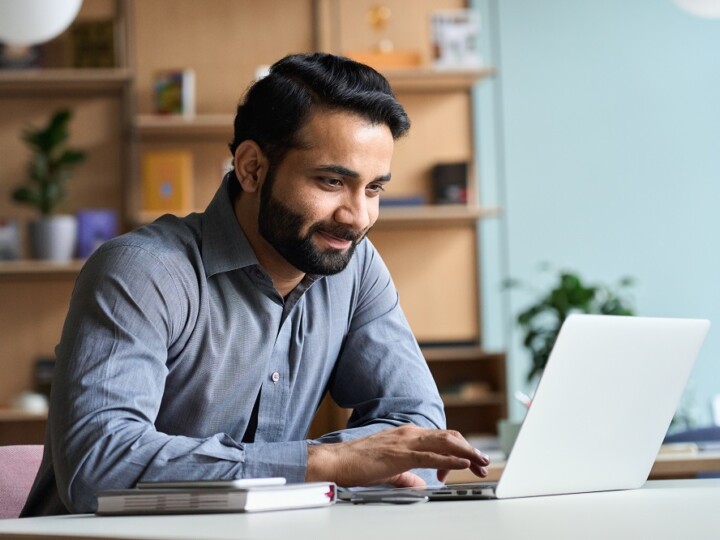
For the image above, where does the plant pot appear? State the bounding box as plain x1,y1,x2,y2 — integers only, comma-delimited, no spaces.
28,215,78,261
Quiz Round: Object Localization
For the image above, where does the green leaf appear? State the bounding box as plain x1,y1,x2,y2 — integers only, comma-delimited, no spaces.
509,267,637,381
14,108,83,215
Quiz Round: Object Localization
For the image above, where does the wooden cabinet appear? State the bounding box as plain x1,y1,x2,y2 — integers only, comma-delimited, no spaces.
0,0,505,443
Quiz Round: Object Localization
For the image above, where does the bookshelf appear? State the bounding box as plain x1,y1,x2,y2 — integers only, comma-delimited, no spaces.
0,0,506,443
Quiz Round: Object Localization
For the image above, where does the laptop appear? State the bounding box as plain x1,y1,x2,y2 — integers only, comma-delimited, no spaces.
342,314,710,502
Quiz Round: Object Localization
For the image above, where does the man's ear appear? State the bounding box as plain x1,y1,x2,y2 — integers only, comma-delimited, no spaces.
233,141,268,193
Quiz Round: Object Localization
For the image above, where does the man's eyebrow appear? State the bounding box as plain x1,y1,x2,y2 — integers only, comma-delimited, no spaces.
315,165,391,183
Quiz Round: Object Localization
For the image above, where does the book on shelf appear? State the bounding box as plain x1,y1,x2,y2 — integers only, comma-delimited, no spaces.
71,19,117,68
141,150,193,213
96,481,337,515
379,195,426,207
153,69,196,116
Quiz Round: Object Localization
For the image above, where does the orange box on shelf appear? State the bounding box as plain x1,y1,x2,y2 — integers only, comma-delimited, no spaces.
141,150,193,213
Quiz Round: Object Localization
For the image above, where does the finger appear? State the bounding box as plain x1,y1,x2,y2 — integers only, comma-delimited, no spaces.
470,465,489,478
415,431,489,466
437,469,450,483
474,449,491,466
386,471,426,488
412,451,471,471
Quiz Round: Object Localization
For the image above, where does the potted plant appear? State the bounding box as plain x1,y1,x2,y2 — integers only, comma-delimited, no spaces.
12,108,86,261
506,267,636,383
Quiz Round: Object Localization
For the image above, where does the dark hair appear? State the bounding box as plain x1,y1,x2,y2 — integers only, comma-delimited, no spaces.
228,53,410,166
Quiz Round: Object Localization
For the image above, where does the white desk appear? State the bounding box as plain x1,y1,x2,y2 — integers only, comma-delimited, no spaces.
1,480,720,540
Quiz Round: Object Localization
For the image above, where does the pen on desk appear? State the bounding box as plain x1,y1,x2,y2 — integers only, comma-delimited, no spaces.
514,390,532,408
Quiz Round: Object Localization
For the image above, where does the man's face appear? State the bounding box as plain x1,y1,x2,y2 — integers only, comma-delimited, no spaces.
257,109,394,275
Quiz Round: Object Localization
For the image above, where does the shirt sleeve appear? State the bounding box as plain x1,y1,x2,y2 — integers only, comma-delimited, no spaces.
310,241,447,484
51,243,308,513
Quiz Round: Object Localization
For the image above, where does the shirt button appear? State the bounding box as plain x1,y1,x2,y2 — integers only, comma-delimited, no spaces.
271,371,280,383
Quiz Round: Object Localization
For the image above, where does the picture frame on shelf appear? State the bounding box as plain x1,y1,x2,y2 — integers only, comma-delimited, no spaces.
432,162,468,204
430,9,483,69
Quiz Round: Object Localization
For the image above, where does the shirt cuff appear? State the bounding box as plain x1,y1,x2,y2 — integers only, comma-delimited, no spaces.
241,440,308,482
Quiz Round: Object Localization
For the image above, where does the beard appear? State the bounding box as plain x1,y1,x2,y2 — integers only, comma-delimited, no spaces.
257,170,368,275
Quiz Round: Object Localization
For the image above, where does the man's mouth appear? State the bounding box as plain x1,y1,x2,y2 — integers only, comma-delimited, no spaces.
315,230,354,250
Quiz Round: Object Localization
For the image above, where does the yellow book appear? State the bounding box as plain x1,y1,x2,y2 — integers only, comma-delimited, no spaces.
141,151,193,212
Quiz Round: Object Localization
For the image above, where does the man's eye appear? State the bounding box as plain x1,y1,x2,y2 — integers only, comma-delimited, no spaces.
367,184,386,195
320,177,343,187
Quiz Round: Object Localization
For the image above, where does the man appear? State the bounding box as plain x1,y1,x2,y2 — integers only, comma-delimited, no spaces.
22,53,489,515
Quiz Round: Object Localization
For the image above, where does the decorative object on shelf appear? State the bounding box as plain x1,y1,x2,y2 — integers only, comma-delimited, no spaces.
71,19,116,68
11,108,86,261
0,0,83,46
431,9,483,69
505,266,636,383
441,380,492,400
153,69,196,116
497,418,522,457
76,208,118,258
432,162,468,204
0,42,40,69
0,218,20,260
11,391,48,415
34,358,55,399
345,5,422,69
141,150,193,214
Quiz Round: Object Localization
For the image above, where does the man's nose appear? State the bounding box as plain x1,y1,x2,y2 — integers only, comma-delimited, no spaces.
334,192,371,232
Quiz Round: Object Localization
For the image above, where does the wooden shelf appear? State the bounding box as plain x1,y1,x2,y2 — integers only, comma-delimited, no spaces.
0,68,133,94
376,205,500,227
421,345,504,363
0,409,47,422
440,393,505,407
383,67,495,92
134,113,234,137
132,204,501,229
0,259,85,277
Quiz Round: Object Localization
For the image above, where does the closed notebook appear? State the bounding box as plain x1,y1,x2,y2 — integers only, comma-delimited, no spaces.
96,482,336,515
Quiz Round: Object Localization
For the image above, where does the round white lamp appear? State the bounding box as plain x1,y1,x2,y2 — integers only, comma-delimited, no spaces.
0,0,84,47
674,0,720,18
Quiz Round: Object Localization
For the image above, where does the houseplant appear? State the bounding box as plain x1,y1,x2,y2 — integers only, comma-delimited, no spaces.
12,108,86,260
506,267,636,383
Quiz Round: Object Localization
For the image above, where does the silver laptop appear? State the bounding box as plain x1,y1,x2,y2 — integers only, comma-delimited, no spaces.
342,314,710,502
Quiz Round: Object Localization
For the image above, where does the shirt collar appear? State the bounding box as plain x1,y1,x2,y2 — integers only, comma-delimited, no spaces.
201,173,260,278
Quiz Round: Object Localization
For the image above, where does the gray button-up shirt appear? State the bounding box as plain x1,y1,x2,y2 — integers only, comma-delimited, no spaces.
23,176,446,515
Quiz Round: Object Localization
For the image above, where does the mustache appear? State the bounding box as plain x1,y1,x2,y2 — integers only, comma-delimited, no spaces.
309,222,369,243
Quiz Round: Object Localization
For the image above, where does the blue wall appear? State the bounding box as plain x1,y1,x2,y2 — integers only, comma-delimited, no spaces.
474,0,720,424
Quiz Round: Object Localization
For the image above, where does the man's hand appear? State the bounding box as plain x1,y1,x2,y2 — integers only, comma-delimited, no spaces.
306,425,490,487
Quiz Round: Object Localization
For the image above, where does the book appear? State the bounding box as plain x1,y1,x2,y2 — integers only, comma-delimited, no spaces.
153,69,196,116
141,150,193,213
379,195,426,207
71,19,117,68
96,482,336,515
